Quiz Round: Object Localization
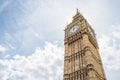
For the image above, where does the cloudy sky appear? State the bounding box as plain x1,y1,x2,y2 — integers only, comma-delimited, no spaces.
0,0,120,80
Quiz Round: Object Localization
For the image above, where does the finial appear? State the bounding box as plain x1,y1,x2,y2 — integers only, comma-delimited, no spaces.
76,8,79,13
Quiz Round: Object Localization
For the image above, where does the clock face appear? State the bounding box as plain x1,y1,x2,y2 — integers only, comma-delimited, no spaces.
68,25,80,34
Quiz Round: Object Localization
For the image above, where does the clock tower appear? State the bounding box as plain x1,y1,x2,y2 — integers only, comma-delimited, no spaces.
63,9,106,80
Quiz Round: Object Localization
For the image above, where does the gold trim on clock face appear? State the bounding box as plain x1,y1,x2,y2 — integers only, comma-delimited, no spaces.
68,24,80,34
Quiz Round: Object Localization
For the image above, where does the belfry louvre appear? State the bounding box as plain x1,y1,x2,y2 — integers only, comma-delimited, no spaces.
63,10,106,80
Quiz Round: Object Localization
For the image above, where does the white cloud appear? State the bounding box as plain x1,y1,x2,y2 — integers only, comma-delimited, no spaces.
1,35,119,80
0,42,64,80
0,45,7,53
98,24,120,71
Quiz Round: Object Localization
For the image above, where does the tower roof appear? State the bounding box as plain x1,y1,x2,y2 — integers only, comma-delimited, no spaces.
73,8,84,21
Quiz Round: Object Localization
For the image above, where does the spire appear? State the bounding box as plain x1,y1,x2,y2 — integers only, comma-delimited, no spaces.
73,8,84,21
76,8,79,13
76,8,80,14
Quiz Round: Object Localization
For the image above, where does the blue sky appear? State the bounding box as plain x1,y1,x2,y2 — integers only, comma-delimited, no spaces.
0,0,120,80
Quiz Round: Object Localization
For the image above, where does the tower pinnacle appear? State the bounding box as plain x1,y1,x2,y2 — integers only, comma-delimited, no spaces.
73,8,83,21
76,8,79,13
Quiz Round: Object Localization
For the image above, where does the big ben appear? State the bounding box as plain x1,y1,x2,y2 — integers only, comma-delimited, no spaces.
63,9,106,80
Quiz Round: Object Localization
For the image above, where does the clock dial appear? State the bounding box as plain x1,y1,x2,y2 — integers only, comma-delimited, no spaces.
69,25,80,34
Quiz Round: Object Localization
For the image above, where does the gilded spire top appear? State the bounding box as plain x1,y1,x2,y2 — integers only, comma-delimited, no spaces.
77,8,79,13
76,8,80,14
73,8,83,21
